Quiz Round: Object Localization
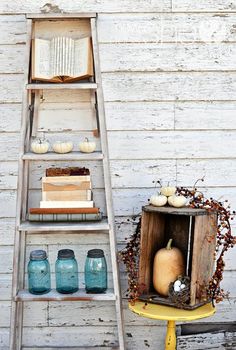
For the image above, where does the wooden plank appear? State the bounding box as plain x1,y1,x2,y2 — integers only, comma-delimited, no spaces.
105,102,175,131
22,152,103,161
27,13,97,19
98,14,236,43
0,104,21,132
102,72,236,102
139,211,165,293
22,325,167,349
175,102,236,130
0,1,171,13
15,289,115,301
177,159,236,187
0,45,25,74
27,83,97,90
172,1,236,12
19,219,109,232
0,15,26,45
0,74,24,103
38,102,97,132
110,159,176,188
107,131,236,160
143,205,207,216
190,214,217,305
22,347,118,350
177,331,236,350
100,43,236,72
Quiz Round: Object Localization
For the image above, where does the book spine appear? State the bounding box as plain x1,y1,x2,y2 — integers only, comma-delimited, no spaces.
29,207,100,214
28,213,102,222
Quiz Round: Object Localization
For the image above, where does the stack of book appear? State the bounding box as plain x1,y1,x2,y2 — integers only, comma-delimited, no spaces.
28,167,102,222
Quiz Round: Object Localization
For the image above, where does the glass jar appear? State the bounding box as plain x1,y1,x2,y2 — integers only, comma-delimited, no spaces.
85,249,107,293
28,250,51,295
56,249,78,294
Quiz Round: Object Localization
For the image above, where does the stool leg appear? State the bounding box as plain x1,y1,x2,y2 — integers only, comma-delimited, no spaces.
165,320,176,350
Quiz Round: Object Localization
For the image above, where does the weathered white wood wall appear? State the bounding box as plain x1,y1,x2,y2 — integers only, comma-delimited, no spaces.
0,1,236,349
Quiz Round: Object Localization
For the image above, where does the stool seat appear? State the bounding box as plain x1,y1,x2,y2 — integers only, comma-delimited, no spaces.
129,300,215,321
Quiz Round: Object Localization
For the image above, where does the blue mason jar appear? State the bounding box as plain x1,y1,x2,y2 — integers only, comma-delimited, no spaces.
85,249,107,293
56,249,78,294
28,250,51,295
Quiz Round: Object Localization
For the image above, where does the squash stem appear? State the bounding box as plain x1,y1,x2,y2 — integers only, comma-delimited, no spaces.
166,238,173,250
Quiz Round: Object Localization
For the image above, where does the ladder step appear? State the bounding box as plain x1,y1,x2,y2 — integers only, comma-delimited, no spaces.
15,289,116,302
27,83,97,90
22,346,118,350
22,152,103,161
19,220,109,232
27,12,97,19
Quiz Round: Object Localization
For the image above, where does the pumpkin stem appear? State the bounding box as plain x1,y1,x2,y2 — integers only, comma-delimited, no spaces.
166,239,173,250
85,137,89,142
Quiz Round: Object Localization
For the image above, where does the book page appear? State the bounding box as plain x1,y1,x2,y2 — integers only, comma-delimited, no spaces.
33,38,51,79
74,37,91,77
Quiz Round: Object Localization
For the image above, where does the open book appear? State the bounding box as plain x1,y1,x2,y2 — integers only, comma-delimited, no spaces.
32,36,94,83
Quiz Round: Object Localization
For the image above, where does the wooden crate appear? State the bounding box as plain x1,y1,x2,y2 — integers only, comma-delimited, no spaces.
138,205,217,309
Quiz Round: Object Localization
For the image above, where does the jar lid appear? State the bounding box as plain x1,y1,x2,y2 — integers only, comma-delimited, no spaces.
87,249,104,258
58,249,75,259
30,250,47,260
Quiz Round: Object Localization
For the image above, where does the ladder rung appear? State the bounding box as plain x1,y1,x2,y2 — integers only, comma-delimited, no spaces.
27,83,97,90
27,13,97,19
18,220,109,232
22,152,103,161
22,346,118,350
15,289,116,302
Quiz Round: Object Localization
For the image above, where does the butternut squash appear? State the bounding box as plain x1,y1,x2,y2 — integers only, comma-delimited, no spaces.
153,239,185,296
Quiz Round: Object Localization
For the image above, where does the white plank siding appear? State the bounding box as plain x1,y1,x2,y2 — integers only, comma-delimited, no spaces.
0,3,236,350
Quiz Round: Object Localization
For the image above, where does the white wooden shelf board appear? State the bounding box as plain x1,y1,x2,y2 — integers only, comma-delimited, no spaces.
19,220,109,232
27,13,97,19
22,347,119,350
22,152,103,161
27,83,97,90
15,289,116,302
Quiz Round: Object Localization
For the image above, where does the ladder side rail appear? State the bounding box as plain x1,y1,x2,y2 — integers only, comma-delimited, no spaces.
90,17,126,350
9,18,33,350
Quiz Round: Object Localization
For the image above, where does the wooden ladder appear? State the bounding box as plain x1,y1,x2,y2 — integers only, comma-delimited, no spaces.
9,13,126,350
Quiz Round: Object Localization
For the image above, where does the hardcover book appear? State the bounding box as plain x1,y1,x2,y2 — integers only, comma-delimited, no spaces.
32,36,93,83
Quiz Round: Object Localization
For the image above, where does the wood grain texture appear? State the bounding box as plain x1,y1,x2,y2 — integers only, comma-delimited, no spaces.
177,331,236,350
102,72,236,102
98,14,236,43
0,1,171,14
190,214,217,304
0,105,21,132
175,102,236,130
107,131,236,160
100,43,236,72
105,102,175,130
172,1,236,12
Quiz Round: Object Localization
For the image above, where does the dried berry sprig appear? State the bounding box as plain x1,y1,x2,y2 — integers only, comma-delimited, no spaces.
119,215,142,304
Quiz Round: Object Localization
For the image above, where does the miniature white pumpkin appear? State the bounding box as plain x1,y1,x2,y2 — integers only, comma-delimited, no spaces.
52,141,73,154
160,186,176,197
150,194,168,207
31,138,49,154
168,195,187,208
79,138,96,153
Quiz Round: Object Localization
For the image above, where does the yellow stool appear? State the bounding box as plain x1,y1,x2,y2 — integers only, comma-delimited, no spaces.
129,301,215,350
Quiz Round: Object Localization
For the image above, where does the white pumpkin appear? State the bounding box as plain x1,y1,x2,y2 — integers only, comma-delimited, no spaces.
31,138,49,154
160,186,176,197
168,195,187,208
52,141,73,154
79,138,96,153
150,194,167,207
